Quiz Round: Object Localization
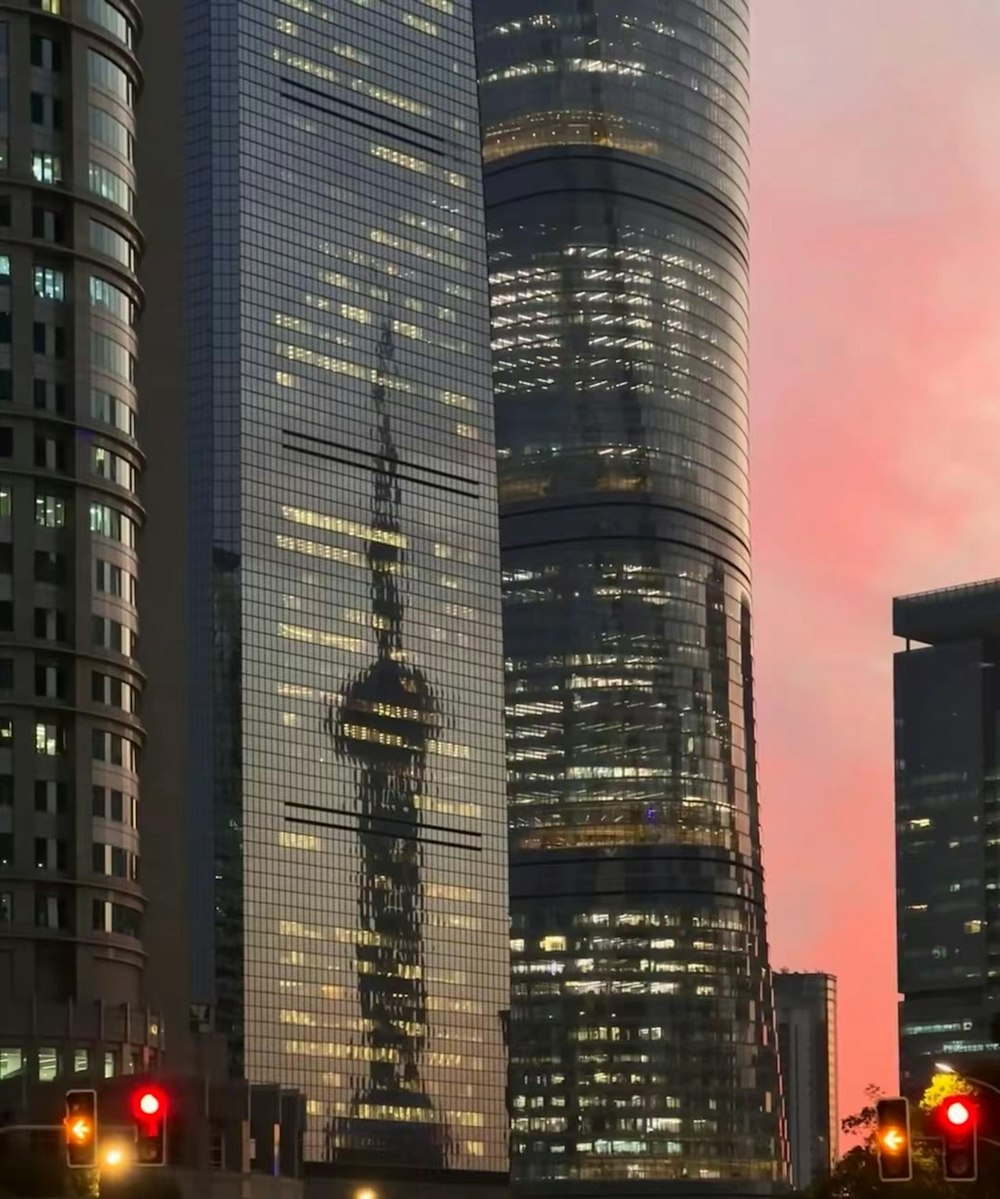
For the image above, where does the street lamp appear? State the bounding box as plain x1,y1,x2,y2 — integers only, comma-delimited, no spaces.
354,1189,377,1199
935,1062,1000,1098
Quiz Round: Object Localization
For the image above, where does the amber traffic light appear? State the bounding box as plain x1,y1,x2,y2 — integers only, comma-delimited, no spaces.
937,1096,978,1182
876,1097,912,1182
64,1089,97,1168
130,1085,168,1166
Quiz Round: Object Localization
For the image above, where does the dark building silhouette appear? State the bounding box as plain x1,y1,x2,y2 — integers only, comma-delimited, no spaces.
774,972,837,1190
138,0,510,1180
474,0,787,1191
894,581,1000,1094
0,0,160,1084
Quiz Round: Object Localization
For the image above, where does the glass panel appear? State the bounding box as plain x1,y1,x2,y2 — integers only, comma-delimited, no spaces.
38,1047,58,1081
0,1049,22,1080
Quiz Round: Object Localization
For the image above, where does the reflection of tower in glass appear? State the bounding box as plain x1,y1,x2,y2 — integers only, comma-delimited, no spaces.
323,315,449,1165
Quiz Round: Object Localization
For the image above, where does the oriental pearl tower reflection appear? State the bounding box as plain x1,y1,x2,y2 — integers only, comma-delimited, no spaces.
322,312,451,1165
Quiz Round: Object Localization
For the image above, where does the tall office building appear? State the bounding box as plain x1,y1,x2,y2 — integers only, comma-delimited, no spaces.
894,581,1000,1095
474,1,787,1191
138,0,510,1181
0,0,161,1084
774,972,837,1190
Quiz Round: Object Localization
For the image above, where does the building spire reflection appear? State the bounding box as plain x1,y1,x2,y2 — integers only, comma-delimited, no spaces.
323,312,450,1165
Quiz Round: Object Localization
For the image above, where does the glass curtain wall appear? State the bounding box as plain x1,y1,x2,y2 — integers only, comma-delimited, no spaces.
475,0,787,1187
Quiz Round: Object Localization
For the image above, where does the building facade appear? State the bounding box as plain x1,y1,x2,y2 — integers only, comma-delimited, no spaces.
774,972,837,1189
0,0,159,1085
138,0,510,1177
474,0,787,1191
894,581,1000,1095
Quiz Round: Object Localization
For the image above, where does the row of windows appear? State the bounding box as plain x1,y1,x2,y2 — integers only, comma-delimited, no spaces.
94,557,136,603
91,388,136,437
91,728,139,771
92,444,136,490
90,501,137,548
89,105,133,163
0,474,133,529
0,1044,137,1082
0,778,135,826
4,718,136,761
21,263,136,327
92,330,135,382
92,669,138,714
92,783,136,826
86,0,136,50
91,275,135,324
92,839,138,880
0,605,136,656
24,153,93,205
0,889,140,939
89,48,135,109
91,219,136,271
0,831,136,880
0,377,161,437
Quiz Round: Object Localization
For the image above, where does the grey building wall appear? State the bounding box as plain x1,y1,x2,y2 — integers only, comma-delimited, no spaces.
894,581,1000,1094
132,0,200,1085
0,0,154,1083
773,972,837,1189
138,0,510,1175
474,1,786,1190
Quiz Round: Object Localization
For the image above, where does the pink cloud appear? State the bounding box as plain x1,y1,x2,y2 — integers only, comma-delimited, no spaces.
751,0,1000,1136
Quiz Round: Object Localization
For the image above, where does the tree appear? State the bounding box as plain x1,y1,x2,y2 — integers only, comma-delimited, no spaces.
920,1072,974,1114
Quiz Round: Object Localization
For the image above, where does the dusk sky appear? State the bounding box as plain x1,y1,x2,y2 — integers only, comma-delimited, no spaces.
751,0,1000,1126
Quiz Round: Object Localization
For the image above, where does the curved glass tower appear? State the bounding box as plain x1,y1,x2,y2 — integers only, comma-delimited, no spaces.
475,1,787,1190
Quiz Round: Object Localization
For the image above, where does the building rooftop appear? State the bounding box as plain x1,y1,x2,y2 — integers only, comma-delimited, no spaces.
894,579,1000,645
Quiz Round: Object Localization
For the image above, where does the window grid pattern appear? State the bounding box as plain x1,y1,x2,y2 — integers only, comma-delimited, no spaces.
185,0,509,1171
0,0,146,1037
475,0,786,1187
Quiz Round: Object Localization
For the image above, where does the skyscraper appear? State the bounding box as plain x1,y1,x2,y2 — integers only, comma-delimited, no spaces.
474,1,786,1189
894,581,1000,1095
774,972,838,1190
138,0,510,1181
0,0,161,1083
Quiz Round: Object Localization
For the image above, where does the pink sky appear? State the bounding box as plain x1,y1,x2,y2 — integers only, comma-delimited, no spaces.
751,0,1000,1129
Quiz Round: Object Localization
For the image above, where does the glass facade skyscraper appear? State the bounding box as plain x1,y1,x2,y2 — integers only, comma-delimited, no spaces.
474,1,786,1189
139,0,509,1175
894,581,1000,1096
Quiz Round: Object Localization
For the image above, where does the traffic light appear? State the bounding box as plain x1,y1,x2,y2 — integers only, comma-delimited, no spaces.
937,1096,978,1182
64,1089,97,1168
130,1084,168,1166
876,1096,912,1182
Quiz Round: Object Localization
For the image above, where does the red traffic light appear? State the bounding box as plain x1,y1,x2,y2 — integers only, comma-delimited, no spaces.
935,1096,979,1182
130,1084,168,1167
130,1085,167,1122
945,1098,973,1127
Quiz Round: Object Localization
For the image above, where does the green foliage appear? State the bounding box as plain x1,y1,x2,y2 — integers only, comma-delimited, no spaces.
920,1072,975,1114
